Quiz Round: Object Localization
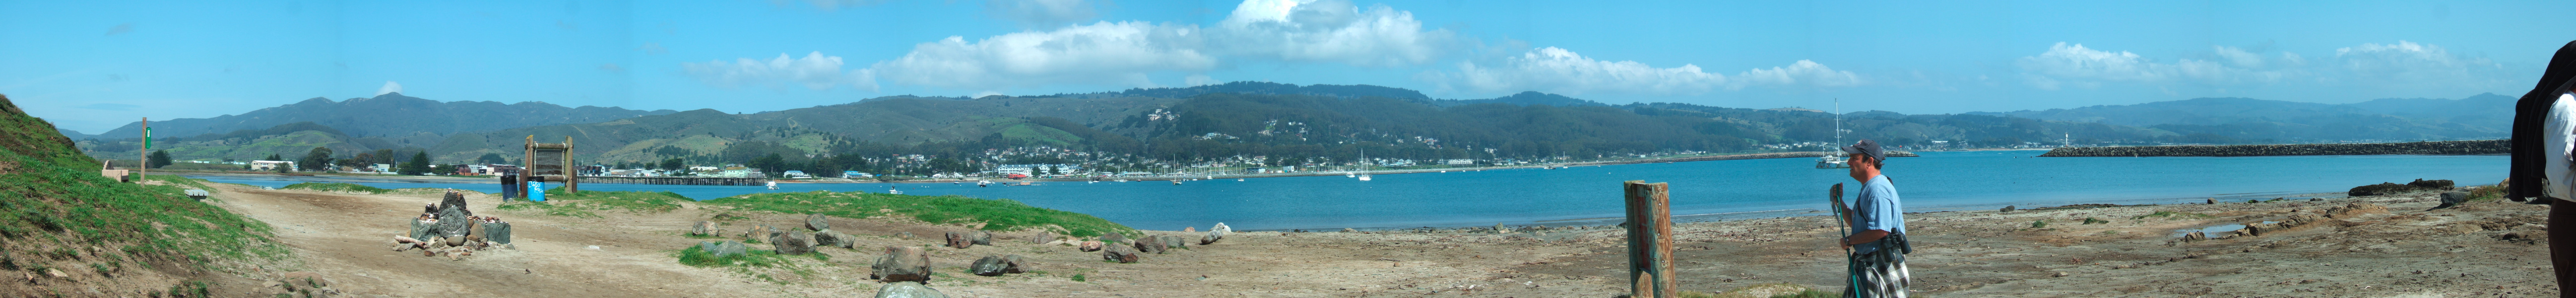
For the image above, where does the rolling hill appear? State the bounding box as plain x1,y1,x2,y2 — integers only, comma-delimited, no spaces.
80,92,678,140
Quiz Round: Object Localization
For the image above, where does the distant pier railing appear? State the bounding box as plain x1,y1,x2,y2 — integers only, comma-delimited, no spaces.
579,176,767,186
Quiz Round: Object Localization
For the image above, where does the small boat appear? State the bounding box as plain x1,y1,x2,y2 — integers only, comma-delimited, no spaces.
977,180,991,187
1171,180,1183,185
1345,172,1356,178
1816,155,1848,169
1357,174,1372,181
887,187,903,195
1236,178,1245,182
1115,179,1130,182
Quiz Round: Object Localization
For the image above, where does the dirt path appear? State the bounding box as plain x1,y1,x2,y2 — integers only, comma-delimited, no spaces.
203,181,2555,297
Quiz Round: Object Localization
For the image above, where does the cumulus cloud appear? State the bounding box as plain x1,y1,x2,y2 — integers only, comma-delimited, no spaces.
868,21,1215,89
376,81,402,95
986,0,1096,28
1213,0,1452,66
1419,47,1859,96
683,52,880,91
2014,43,2296,90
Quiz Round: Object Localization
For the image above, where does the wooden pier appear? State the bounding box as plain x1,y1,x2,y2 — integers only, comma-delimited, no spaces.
579,176,767,186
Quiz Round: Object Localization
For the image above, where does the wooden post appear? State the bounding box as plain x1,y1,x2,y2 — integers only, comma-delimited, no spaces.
1624,180,1675,298
137,118,147,182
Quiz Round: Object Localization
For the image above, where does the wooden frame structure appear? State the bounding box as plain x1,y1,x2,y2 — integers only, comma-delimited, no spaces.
523,136,578,193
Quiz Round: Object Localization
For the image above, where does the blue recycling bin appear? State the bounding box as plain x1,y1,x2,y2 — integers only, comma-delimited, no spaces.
529,181,546,202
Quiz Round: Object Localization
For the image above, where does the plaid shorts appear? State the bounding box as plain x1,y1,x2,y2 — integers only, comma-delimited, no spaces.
1846,243,1910,298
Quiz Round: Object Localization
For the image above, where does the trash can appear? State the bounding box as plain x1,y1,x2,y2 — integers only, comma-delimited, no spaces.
529,181,546,202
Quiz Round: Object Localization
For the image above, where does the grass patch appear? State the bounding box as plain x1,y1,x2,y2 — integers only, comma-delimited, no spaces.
2133,211,2215,220
280,182,390,194
140,174,217,193
675,246,793,268
701,190,1136,237
2469,185,2505,202
1071,273,1087,282
2030,220,2048,228
0,95,284,292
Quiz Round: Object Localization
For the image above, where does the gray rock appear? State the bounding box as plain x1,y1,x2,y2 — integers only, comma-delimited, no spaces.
871,246,933,282
1998,205,2015,213
945,231,974,249
970,231,992,245
692,221,717,236
484,222,513,244
1160,235,1189,250
774,230,816,255
814,229,855,249
2436,191,2471,210
409,220,438,241
1031,232,1054,244
970,255,1012,276
873,282,949,298
806,214,831,231
1200,231,1223,245
1102,244,1141,263
1133,235,1168,254
699,241,721,254
712,240,748,257
433,192,472,237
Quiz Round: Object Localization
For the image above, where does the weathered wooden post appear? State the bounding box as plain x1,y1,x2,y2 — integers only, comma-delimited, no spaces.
1624,180,1675,298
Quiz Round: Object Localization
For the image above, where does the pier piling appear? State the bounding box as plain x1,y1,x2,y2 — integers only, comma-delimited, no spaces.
1624,180,1675,298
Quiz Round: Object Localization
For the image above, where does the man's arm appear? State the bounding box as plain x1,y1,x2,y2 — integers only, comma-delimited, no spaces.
1843,229,1888,246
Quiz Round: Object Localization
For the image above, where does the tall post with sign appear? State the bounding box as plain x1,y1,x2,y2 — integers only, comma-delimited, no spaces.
138,118,147,182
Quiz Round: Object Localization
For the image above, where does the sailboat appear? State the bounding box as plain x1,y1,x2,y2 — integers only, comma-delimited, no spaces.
1816,98,1851,169
1357,174,1372,181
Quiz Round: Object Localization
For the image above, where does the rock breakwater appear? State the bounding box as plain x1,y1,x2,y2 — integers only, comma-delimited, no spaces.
2037,140,2506,157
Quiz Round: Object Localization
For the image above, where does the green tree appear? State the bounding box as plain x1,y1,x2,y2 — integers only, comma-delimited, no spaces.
398,151,431,175
147,150,173,168
747,153,787,177
299,147,333,172
477,153,508,164
660,157,685,171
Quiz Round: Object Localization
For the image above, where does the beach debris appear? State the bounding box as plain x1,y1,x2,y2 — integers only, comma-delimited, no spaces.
970,254,1032,276
773,229,816,255
1102,244,1142,263
806,213,831,231
691,221,717,236
1133,235,1170,253
1999,206,2016,213
873,281,948,298
872,246,934,282
1079,240,1104,252
945,231,975,249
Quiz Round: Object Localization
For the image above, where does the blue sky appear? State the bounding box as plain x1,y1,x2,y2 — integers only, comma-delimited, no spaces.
7,0,2576,134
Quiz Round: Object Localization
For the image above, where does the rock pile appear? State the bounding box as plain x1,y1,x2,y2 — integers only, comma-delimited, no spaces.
393,191,512,260
2038,140,2508,157
2349,179,2456,197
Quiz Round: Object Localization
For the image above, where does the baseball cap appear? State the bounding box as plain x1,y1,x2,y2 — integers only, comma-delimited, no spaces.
1840,140,1884,160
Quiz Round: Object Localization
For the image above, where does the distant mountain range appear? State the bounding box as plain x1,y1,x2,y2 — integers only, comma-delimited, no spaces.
65,82,2517,166
82,92,677,140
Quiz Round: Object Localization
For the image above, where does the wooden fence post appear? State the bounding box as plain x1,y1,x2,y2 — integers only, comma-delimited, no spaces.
1625,180,1675,298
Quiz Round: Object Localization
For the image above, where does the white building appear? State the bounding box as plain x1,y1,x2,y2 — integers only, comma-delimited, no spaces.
1443,159,1475,165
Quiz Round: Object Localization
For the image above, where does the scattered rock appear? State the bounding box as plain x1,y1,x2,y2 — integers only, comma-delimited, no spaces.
1079,240,1104,252
970,254,1033,276
806,214,831,231
691,221,717,236
1494,223,1510,233
873,281,949,298
2435,191,2471,210
1134,235,1169,253
1160,235,1189,250
1999,205,2016,212
1201,230,1224,245
814,229,856,249
2181,231,2208,242
1031,232,1054,244
1342,228,1358,233
711,240,748,257
2325,203,2390,219
945,231,975,249
773,230,816,255
970,230,992,245
871,246,934,283
1102,244,1141,263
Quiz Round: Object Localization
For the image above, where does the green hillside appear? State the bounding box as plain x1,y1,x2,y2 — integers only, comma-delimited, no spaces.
0,94,282,296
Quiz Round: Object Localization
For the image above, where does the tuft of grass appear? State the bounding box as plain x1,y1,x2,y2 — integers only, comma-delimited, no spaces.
2469,185,2505,202
674,246,790,268
280,182,390,194
1070,274,1086,282
2030,220,2048,228
701,191,1136,237
2134,211,2215,220
2082,217,2110,224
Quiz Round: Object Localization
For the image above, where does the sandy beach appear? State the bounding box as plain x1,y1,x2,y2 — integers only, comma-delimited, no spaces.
157,177,2551,298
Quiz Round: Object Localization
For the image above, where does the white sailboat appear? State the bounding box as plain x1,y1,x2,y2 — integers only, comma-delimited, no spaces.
1816,98,1850,169
1357,174,1372,181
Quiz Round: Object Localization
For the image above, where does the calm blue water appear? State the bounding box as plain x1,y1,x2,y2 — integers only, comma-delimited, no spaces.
192,150,2505,231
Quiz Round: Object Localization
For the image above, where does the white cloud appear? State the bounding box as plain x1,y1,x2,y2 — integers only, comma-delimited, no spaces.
683,52,880,91
986,0,1096,28
2013,43,2295,90
1213,0,1452,66
1419,47,1859,96
2335,40,2502,85
376,81,402,95
1185,74,1219,86
868,21,1215,90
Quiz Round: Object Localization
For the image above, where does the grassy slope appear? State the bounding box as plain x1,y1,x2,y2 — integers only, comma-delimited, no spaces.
701,190,1136,237
0,95,281,296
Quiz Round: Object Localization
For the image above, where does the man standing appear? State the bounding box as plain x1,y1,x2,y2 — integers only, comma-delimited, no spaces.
1840,140,1909,297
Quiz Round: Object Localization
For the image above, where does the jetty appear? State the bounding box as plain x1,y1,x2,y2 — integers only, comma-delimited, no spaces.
580,176,768,186
2037,139,2508,157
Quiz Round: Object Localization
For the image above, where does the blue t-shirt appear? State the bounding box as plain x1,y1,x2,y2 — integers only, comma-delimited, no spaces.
1850,174,1904,254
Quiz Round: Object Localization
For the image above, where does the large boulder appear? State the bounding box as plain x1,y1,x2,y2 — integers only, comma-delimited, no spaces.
1200,230,1223,245
691,221,718,236
945,231,974,249
969,231,993,245
484,222,513,244
813,229,856,249
1133,236,1169,254
806,214,832,231
1101,244,1141,263
1078,240,1103,252
873,282,949,298
971,255,1033,276
408,220,438,241
871,246,934,282
773,230,816,255
432,192,473,237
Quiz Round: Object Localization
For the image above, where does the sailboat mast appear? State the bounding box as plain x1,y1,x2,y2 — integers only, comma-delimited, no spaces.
1833,99,1842,147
